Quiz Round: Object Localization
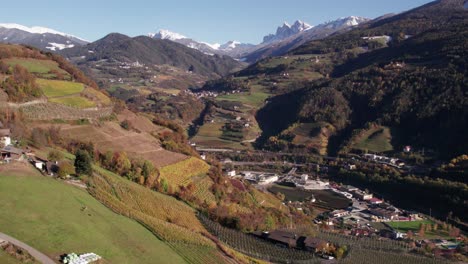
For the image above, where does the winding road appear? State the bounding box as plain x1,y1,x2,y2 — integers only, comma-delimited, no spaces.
0,232,55,264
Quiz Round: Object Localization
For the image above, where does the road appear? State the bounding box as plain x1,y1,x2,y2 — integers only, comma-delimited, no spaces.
0,232,55,264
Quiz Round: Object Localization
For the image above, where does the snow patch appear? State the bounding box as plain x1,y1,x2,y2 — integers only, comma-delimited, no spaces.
45,42,75,51
150,29,187,41
201,42,221,50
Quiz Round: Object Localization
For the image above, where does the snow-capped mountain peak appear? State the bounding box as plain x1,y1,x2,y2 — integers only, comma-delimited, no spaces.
262,20,313,44
319,16,369,30
0,23,87,42
150,29,187,41
292,20,313,31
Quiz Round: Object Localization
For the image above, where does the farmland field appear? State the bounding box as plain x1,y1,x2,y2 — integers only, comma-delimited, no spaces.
0,163,184,264
57,121,186,167
49,96,96,108
216,86,270,108
90,167,229,264
82,87,112,106
159,157,210,187
352,126,393,153
37,79,84,98
4,58,67,75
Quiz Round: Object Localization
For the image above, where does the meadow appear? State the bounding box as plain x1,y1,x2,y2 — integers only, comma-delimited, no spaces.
352,126,393,153
36,79,84,98
4,58,67,76
0,164,184,264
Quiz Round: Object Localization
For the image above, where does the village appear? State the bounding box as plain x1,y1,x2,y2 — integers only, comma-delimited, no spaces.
222,162,464,256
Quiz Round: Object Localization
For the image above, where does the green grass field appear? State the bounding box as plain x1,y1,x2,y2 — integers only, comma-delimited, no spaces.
352,126,393,153
4,58,66,75
0,166,185,264
49,97,96,108
0,250,24,264
37,79,85,98
387,220,434,233
216,86,270,108
386,220,453,239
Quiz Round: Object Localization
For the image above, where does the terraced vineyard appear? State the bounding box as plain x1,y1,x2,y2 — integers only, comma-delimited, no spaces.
192,175,216,204
20,103,113,120
89,167,229,264
159,157,210,188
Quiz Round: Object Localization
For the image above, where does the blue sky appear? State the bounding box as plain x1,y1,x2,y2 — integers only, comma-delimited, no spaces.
2,0,432,44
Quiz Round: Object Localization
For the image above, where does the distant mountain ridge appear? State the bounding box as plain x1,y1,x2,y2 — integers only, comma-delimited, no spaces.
149,29,255,58
0,23,88,51
61,33,243,78
242,16,370,63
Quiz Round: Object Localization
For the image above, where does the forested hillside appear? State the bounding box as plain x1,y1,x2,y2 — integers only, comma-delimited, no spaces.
250,0,468,158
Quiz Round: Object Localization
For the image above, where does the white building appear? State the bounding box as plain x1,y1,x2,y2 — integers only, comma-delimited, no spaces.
226,170,236,177
258,174,279,185
0,129,11,147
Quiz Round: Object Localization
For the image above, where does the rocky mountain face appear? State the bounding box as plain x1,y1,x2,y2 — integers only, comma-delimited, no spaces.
262,20,313,44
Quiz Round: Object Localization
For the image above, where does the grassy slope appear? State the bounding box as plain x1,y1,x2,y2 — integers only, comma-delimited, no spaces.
90,167,227,264
352,126,393,153
37,79,84,97
0,250,23,264
0,166,185,264
4,58,67,75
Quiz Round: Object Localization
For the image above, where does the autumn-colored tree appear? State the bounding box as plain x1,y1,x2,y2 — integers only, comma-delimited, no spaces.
112,151,131,176
58,161,75,179
419,223,426,238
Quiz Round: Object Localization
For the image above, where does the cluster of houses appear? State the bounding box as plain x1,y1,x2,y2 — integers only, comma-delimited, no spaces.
226,170,280,185
0,128,62,176
363,153,405,168
0,129,23,163
314,184,425,240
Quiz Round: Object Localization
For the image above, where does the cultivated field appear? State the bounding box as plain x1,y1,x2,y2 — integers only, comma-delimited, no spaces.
36,79,84,98
4,57,68,76
0,163,184,264
49,97,96,108
159,157,210,187
90,167,228,264
20,103,113,120
216,85,270,108
58,121,186,167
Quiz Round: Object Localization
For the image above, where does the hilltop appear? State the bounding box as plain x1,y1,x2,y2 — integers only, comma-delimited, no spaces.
61,33,244,78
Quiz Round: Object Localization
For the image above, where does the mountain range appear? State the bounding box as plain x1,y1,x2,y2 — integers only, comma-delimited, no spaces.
0,23,87,51
0,16,369,64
